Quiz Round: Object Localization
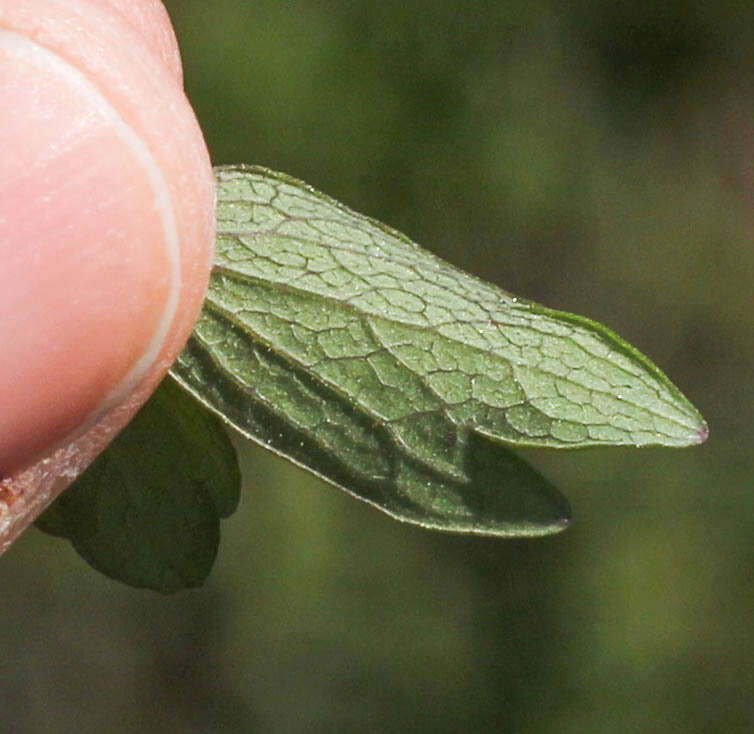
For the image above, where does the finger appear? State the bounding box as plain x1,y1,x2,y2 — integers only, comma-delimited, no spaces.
0,0,215,550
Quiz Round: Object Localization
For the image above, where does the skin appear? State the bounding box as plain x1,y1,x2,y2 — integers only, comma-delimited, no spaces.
0,0,215,550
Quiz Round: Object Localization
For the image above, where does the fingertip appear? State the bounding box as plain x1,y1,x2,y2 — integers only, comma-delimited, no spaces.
91,0,184,84
0,0,215,547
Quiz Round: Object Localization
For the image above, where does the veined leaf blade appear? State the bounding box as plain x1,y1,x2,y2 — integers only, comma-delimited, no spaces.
172,165,706,536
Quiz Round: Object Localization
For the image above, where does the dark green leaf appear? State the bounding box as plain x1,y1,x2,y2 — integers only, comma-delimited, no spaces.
36,378,240,593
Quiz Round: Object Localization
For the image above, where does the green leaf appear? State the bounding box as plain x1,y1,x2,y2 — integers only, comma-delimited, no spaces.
171,165,706,536
36,378,241,593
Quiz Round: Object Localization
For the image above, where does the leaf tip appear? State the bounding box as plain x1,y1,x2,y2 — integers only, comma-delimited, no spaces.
669,399,708,447
695,420,709,445
538,503,571,536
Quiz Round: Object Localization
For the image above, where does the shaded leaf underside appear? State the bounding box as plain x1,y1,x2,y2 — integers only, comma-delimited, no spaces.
37,379,240,592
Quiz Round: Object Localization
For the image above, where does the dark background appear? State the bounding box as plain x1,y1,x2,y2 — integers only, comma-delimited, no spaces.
2,1,752,731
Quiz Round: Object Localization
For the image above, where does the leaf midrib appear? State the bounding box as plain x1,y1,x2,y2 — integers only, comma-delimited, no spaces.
212,232,688,418
206,266,698,438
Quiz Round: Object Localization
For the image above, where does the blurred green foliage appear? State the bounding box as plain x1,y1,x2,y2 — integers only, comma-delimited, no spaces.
1,1,752,731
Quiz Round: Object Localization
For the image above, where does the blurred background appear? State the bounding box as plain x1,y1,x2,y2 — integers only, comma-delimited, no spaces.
1,1,752,731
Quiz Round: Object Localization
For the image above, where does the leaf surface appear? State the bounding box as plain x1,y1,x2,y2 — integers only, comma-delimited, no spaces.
36,378,240,592
171,165,706,536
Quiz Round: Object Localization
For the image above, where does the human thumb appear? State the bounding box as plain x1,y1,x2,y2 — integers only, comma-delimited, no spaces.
0,0,216,549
